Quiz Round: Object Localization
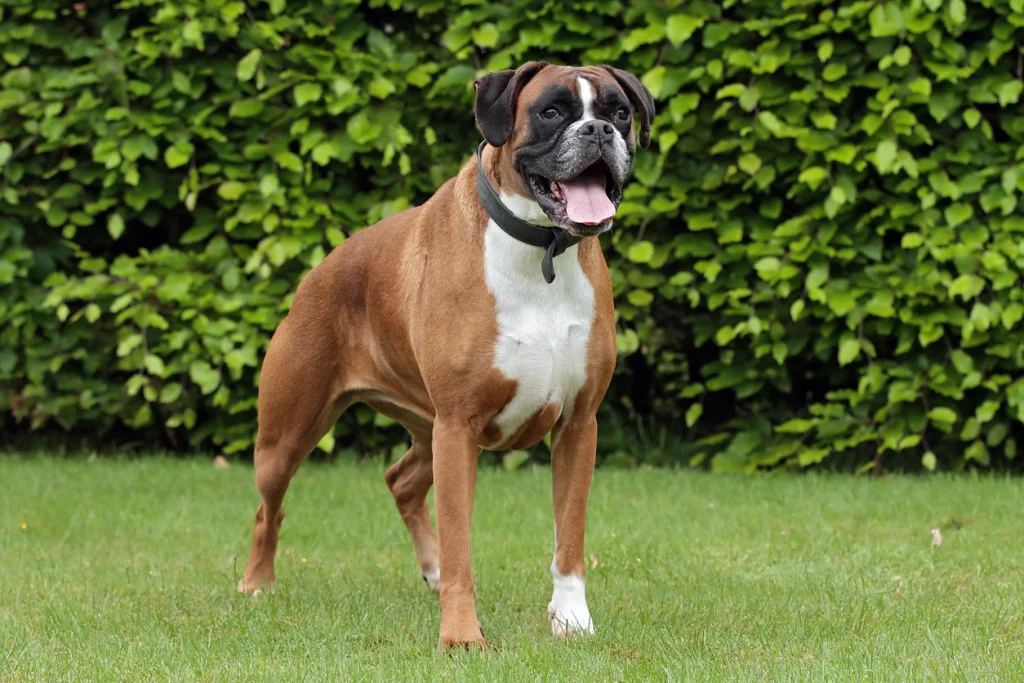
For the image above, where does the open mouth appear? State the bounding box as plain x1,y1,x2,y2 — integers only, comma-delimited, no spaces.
527,159,621,234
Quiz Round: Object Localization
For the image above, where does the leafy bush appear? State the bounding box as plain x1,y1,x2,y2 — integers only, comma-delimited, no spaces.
2,0,1024,471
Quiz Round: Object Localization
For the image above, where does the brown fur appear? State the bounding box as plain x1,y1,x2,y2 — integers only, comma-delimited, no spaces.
238,65,621,650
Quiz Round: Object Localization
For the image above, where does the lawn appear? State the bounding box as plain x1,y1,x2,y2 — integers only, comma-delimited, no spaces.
1,456,1022,681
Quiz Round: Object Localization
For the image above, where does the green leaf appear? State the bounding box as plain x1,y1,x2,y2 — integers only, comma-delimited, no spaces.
929,407,957,424
164,141,194,169
628,241,655,263
293,83,323,106
369,76,395,99
237,49,262,82
827,290,857,316
107,213,125,240
738,153,761,175
1002,168,1018,195
316,430,335,454
755,256,780,278
790,299,805,321
869,3,906,36
171,71,191,95
776,419,817,434
901,233,924,248
144,354,165,377
346,111,383,144
472,23,499,48
944,203,973,228
947,0,966,25
229,99,264,118
947,274,983,300
838,335,861,366
627,289,654,306
998,80,1023,108
0,141,12,165
964,440,990,465
189,361,221,395
798,167,829,189
666,15,704,46
922,451,937,471
218,181,247,200
623,24,666,52
159,383,182,404
874,139,897,173
259,174,280,197
274,151,303,172
685,403,703,428
822,63,847,82
311,142,334,166
810,111,837,130
738,87,761,112
503,450,530,471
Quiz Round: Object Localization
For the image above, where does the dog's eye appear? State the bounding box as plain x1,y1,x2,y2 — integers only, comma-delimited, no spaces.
615,107,631,122
540,107,561,120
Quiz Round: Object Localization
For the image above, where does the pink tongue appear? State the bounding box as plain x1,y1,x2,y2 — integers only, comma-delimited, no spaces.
560,168,616,225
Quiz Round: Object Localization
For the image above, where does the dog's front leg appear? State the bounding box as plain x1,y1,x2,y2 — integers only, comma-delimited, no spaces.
432,419,485,649
548,417,598,637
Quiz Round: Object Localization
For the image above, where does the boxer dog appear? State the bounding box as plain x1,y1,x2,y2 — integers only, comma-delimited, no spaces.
237,62,655,649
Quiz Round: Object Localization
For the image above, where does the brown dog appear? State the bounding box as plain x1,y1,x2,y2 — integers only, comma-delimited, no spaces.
237,62,654,649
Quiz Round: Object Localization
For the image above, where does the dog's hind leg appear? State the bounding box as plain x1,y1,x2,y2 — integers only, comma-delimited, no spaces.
385,431,439,590
238,319,348,595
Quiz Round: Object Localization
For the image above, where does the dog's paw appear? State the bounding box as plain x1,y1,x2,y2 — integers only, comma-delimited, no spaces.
422,568,440,591
236,575,274,596
437,626,487,651
548,604,594,638
548,573,594,638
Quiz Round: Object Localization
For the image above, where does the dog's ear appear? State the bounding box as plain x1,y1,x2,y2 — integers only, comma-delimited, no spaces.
600,66,656,149
474,61,549,147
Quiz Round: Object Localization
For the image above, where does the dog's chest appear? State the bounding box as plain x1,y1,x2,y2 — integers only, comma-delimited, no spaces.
482,222,595,449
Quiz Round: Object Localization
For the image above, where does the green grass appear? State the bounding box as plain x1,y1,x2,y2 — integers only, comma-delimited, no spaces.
1,456,1022,681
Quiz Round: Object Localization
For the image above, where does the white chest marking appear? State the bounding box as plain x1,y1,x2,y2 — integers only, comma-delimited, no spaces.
483,217,595,445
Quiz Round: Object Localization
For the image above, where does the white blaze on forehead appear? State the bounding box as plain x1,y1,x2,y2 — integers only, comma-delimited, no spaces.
568,76,630,166
577,76,596,121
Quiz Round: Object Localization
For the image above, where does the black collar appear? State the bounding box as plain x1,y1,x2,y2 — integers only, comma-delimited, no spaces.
475,142,580,284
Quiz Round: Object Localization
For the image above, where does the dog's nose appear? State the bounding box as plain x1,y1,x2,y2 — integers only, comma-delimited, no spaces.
577,121,615,144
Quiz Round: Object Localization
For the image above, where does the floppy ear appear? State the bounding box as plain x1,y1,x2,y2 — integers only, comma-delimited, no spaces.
473,61,548,147
600,65,656,148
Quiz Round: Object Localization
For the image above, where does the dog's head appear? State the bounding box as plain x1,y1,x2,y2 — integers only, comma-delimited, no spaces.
474,62,655,237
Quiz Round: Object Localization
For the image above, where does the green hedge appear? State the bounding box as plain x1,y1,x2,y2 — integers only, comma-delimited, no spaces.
3,0,1024,471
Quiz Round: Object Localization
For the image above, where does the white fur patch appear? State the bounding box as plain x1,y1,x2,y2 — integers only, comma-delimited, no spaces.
578,77,596,121
482,198,595,448
422,568,440,591
497,192,553,226
548,569,594,636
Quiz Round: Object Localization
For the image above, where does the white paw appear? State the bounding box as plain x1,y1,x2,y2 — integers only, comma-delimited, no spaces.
548,573,594,637
422,568,440,591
